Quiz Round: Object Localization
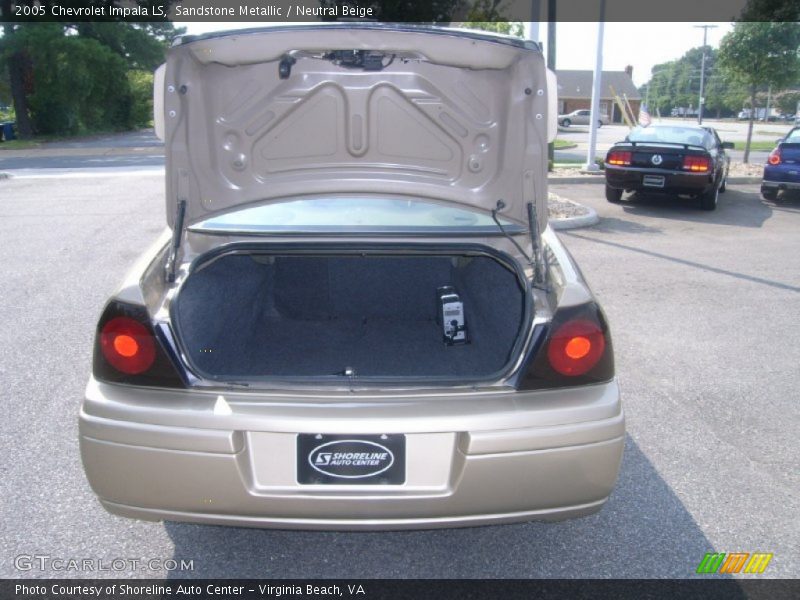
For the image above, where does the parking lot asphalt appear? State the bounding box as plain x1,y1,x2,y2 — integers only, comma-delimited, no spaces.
0,173,797,578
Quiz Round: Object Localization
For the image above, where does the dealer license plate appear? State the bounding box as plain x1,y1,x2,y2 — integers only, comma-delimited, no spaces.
297,434,406,485
643,174,666,188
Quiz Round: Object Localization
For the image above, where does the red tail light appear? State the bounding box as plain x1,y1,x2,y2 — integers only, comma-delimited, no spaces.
768,148,781,165
607,150,632,166
547,319,606,376
515,302,614,390
100,317,156,374
683,155,710,172
93,300,187,388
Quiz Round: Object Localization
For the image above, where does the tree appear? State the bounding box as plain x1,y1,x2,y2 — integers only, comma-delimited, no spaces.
459,21,524,38
0,56,11,108
4,24,134,134
320,0,466,22
460,0,523,35
740,0,800,22
1,0,35,137
718,22,800,162
641,46,744,118
0,2,184,138
774,90,800,116
72,22,184,71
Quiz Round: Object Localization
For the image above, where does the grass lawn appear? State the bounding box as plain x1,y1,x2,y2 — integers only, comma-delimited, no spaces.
733,140,781,152
0,127,142,151
0,139,42,151
755,129,790,136
553,138,577,150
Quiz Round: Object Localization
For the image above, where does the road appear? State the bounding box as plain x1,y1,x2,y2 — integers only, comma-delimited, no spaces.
0,130,165,172
1,120,790,172
0,169,797,578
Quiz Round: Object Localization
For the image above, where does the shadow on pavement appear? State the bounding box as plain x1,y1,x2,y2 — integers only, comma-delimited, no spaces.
590,216,664,236
164,435,722,579
564,230,800,293
764,190,800,214
616,189,772,229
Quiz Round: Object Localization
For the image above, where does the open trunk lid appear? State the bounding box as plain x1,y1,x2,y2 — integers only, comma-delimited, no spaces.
159,25,549,229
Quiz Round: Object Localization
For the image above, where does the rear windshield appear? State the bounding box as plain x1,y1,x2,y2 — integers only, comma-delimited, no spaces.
189,197,523,234
628,126,713,149
784,128,800,143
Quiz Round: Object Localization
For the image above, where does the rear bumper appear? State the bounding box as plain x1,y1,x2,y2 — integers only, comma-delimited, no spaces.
761,179,800,191
80,378,624,530
763,164,800,188
606,166,713,194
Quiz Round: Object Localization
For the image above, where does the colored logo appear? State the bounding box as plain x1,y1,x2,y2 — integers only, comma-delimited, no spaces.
696,552,773,574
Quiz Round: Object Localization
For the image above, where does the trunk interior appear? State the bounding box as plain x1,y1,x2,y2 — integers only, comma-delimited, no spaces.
172,250,527,382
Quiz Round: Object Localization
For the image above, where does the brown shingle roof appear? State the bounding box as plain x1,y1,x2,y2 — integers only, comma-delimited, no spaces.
556,70,642,101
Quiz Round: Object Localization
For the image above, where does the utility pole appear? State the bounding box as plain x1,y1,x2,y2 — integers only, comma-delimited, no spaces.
524,0,542,44
546,0,556,169
694,24,717,125
584,0,606,172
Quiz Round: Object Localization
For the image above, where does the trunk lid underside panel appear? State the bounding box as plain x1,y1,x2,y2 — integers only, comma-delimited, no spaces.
163,27,549,228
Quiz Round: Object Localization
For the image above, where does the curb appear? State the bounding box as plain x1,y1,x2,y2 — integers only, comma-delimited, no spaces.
0,146,164,159
548,176,604,185
548,193,600,230
727,176,762,184
548,175,763,185
550,206,600,230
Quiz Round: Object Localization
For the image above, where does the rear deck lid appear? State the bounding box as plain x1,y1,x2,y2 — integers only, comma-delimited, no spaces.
778,142,800,164
160,25,549,229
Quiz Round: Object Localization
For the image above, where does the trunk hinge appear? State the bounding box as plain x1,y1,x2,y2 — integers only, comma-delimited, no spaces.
165,199,187,283
526,201,546,287
491,200,548,289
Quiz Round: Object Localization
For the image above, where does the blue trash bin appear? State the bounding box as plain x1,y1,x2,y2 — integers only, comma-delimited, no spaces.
2,122,15,141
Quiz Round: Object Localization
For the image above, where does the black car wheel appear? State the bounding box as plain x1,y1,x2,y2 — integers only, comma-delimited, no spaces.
562,118,571,127
761,188,778,201
699,183,719,211
719,178,727,193
605,185,623,203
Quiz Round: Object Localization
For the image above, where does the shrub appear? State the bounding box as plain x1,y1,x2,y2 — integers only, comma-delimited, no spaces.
127,70,154,128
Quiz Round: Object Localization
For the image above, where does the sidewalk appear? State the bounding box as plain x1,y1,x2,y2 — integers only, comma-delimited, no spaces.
548,162,764,185
0,145,163,158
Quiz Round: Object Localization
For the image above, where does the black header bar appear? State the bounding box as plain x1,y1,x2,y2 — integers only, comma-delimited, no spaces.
2,0,799,23
2,579,800,600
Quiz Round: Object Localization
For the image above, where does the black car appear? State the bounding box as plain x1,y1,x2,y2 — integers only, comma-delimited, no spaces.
604,125,733,210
